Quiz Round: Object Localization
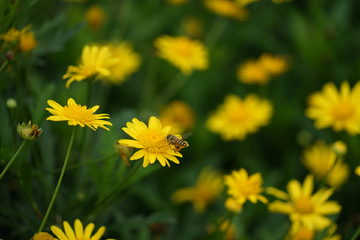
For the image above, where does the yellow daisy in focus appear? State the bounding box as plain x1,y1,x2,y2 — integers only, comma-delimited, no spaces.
154,35,208,75
51,219,113,240
237,59,270,84
86,5,106,31
118,116,184,167
258,53,288,76
204,0,249,21
46,98,112,131
159,100,195,135
305,81,360,135
224,168,268,208
62,45,119,88
267,175,342,232
31,232,55,240
355,166,360,176
105,41,142,85
171,167,223,213
206,94,273,141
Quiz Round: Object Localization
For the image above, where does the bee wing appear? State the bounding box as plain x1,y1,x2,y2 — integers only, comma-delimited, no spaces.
180,132,193,140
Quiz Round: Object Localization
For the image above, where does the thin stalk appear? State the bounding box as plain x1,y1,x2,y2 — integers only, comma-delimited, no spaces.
38,126,77,232
90,160,142,215
0,59,9,74
0,140,27,181
351,225,360,240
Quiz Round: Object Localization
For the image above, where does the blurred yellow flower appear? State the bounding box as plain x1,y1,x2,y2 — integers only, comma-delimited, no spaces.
31,232,55,240
237,59,270,84
235,0,260,6
118,116,183,167
46,98,112,131
225,197,243,213
224,168,268,208
206,94,273,141
51,219,113,240
86,5,106,31
159,100,195,135
19,31,37,53
105,41,142,85
182,16,203,39
332,140,347,156
62,45,119,88
0,25,31,42
204,0,249,21
171,167,223,213
154,35,208,75
356,166,360,176
267,175,342,232
285,223,341,240
207,218,237,240
305,81,360,135
258,53,288,76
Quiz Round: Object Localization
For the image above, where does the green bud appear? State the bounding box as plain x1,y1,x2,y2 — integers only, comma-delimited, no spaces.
17,121,42,141
6,98,17,108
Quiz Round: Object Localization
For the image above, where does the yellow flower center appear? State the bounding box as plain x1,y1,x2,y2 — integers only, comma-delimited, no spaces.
63,104,96,122
333,101,354,120
228,107,249,123
173,39,193,58
82,64,97,77
32,232,54,240
139,129,168,153
294,196,313,214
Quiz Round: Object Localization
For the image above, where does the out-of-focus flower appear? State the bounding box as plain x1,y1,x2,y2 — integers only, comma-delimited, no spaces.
355,166,360,176
62,45,119,88
305,81,360,135
154,35,208,75
272,0,292,4
159,100,195,135
207,218,237,240
51,219,113,240
332,140,347,156
224,168,268,210
285,223,341,240
105,41,141,85
165,0,188,4
19,31,37,53
302,141,349,189
204,0,249,21
0,25,31,42
258,53,288,76
86,5,106,31
267,175,342,232
118,117,183,168
206,94,273,141
225,197,243,213
171,167,223,213
17,121,42,141
182,16,203,39
31,232,55,240
46,98,112,131
237,59,270,84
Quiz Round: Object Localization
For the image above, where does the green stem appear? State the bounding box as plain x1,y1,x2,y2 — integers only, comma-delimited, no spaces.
38,126,77,232
0,140,27,181
204,17,229,51
90,160,142,215
351,225,360,240
0,59,9,75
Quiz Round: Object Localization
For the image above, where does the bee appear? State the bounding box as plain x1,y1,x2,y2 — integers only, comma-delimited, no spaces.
166,132,192,152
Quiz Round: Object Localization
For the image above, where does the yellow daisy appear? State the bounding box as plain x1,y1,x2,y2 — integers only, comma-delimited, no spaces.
0,25,32,42
224,168,268,208
206,94,273,141
118,116,184,167
224,197,243,213
204,0,249,20
171,167,224,213
19,31,37,53
105,41,142,85
258,53,288,76
237,59,270,84
267,175,342,232
46,98,112,131
62,45,119,88
159,100,195,135
154,35,208,75
51,219,113,240
31,232,55,240
305,80,360,135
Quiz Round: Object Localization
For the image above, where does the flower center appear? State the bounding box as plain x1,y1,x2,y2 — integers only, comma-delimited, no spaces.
173,39,193,58
333,101,354,120
294,196,313,214
63,104,96,122
139,130,167,154
228,107,249,123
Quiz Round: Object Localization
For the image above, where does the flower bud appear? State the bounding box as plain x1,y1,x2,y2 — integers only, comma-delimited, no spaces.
6,50,14,61
17,121,42,141
114,141,133,167
333,141,347,156
6,98,17,108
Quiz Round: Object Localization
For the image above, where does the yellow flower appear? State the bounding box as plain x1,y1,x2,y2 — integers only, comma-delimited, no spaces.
171,167,223,213
237,59,270,84
62,45,119,88
204,0,249,20
154,35,208,75
207,218,237,240
182,16,203,39
332,140,347,156
267,175,342,232
46,98,112,131
31,232,55,240
224,168,268,208
355,166,360,176
258,53,288,76
305,81,360,135
86,5,106,31
285,223,341,240
118,116,184,167
159,100,195,135
206,94,273,141
0,25,32,42
105,41,142,85
225,197,243,213
51,219,113,240
20,31,37,53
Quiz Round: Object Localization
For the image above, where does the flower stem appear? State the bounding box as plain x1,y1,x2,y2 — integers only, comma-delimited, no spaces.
90,160,142,214
0,140,27,181
38,126,77,232
0,59,9,75
351,225,360,240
